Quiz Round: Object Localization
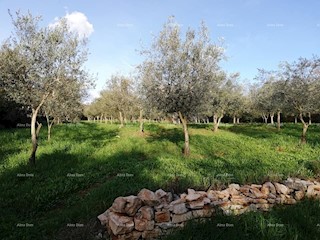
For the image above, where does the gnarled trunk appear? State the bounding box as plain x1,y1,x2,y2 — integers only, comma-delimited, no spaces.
45,112,55,141
212,113,223,133
233,116,236,124
299,113,309,144
236,118,240,124
294,116,297,124
178,111,190,156
29,109,41,165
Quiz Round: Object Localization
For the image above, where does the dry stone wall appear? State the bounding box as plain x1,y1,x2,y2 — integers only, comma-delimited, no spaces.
98,178,320,240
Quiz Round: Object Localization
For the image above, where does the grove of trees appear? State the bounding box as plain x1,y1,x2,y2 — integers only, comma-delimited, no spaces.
1,12,320,162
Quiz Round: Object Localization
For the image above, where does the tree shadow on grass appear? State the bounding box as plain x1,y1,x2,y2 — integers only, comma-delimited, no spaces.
146,124,184,146
0,145,164,240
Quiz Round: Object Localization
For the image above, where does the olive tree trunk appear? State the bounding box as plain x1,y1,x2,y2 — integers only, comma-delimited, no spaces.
119,111,124,128
139,109,144,133
299,113,309,144
270,112,274,125
277,110,281,131
212,113,223,132
308,112,312,125
179,111,190,156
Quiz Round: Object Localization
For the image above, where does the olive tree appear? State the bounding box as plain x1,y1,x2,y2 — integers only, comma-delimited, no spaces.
280,56,320,143
138,17,224,155
0,11,92,165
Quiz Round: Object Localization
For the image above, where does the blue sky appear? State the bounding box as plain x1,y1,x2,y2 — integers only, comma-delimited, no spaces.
1,0,319,101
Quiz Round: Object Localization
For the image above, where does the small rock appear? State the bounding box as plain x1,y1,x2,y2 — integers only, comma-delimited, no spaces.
172,202,188,214
187,199,204,209
108,212,134,235
294,190,305,201
185,192,202,202
172,211,193,223
252,198,268,204
110,197,127,213
262,182,276,195
274,183,290,195
138,189,160,206
134,218,155,232
192,206,214,218
155,210,170,223
207,190,219,201
251,184,262,189
124,196,143,216
138,206,154,221
156,222,175,230
306,185,320,198
97,210,109,226
229,183,240,190
217,189,230,199
250,187,267,199
155,189,167,198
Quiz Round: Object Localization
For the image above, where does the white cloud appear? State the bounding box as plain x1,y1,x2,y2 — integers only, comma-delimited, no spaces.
50,11,94,38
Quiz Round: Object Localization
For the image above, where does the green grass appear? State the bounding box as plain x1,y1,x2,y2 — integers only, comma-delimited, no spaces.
0,122,320,239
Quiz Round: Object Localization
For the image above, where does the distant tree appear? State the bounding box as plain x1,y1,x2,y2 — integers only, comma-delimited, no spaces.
209,72,239,132
102,75,136,127
254,69,286,130
0,11,93,165
280,56,320,143
43,77,84,140
139,17,224,155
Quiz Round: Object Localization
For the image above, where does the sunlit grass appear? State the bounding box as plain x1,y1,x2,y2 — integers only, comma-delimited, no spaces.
0,122,319,239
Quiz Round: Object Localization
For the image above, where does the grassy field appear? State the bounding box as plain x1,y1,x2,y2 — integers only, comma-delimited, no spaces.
0,122,320,239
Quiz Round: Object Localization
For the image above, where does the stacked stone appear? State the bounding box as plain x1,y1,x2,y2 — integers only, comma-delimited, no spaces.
98,178,320,240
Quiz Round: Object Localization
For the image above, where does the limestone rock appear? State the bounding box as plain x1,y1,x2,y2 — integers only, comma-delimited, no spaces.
306,185,320,198
251,184,262,189
111,197,127,213
134,218,155,232
172,211,193,223
124,196,143,216
138,206,154,221
108,212,134,235
97,210,109,226
155,222,175,230
185,192,202,202
187,199,205,209
172,202,188,214
192,206,214,218
229,183,240,190
155,189,167,199
217,189,230,199
250,187,267,199
207,190,219,201
155,210,170,223
274,183,290,195
252,198,268,204
294,190,305,201
230,195,250,205
262,182,276,195
142,227,162,240
138,189,160,206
